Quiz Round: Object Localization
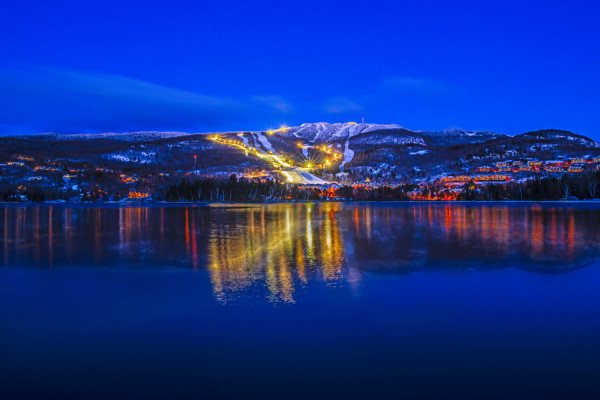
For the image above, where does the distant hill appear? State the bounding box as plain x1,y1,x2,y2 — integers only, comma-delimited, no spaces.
1,123,598,184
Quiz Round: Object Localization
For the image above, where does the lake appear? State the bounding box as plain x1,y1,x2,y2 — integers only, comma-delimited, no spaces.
1,202,600,399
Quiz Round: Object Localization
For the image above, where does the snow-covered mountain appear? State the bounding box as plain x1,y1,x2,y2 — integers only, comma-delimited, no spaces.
283,122,405,143
277,122,504,146
2,124,598,186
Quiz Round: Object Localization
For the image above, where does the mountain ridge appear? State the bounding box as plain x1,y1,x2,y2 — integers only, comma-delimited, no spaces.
1,122,598,186
8,122,597,148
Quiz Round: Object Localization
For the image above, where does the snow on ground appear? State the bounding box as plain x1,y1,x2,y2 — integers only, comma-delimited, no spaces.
340,139,354,172
295,170,329,184
312,123,331,142
286,122,403,143
281,168,330,184
354,135,425,146
107,154,135,163
360,123,402,134
290,124,312,138
106,150,156,163
255,133,277,153
237,133,250,148
302,147,309,159
409,150,429,156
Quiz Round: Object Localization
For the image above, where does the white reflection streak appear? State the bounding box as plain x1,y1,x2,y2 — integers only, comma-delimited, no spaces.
306,206,313,250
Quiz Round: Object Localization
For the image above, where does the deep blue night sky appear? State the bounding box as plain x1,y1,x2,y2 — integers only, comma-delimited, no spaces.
0,0,598,138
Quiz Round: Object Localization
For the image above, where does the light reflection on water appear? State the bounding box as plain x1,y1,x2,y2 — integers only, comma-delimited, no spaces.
1,203,600,303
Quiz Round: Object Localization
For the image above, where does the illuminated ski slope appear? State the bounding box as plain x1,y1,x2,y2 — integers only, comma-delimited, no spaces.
210,135,330,184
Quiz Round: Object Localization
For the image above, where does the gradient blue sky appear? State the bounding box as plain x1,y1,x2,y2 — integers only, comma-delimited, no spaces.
0,0,599,138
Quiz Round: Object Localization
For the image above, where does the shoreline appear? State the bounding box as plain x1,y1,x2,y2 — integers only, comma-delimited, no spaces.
1,199,600,208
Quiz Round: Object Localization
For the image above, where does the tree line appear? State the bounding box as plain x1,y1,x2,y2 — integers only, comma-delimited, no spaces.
460,173,599,201
1,172,599,203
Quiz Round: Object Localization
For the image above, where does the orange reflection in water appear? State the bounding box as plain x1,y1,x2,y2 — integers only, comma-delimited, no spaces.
1,204,600,303
207,204,348,303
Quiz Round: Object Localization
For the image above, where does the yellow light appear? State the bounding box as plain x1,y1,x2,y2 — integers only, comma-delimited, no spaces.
307,163,312,169
280,171,294,182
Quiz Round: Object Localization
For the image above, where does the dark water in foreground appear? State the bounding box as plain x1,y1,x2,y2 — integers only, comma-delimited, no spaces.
1,202,600,399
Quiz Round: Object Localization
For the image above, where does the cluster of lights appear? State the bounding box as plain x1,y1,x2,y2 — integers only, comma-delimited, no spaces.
296,142,342,168
213,133,347,178
267,124,289,135
211,134,291,169
128,190,151,199
302,156,334,171
314,145,342,160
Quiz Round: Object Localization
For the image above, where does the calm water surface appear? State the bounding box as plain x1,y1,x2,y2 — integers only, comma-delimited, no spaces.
1,202,600,399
